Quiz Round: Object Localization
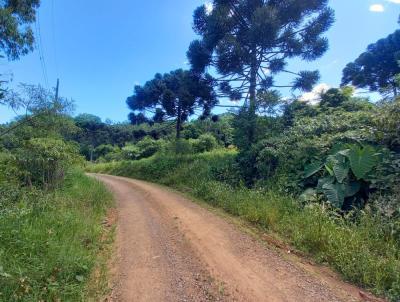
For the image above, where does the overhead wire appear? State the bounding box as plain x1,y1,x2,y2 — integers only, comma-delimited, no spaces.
51,0,59,78
35,10,50,88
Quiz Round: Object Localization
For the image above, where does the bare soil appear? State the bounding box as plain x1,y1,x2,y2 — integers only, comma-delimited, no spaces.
92,174,383,302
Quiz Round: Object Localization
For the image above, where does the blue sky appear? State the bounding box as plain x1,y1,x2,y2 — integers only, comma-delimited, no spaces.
1,0,399,123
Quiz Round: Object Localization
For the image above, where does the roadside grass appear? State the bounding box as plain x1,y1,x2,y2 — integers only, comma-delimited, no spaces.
0,170,114,301
88,151,400,301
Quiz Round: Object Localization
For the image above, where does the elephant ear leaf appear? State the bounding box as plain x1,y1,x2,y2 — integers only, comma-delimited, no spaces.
333,155,350,183
304,161,323,178
322,182,346,208
348,146,378,180
345,181,361,198
317,176,335,191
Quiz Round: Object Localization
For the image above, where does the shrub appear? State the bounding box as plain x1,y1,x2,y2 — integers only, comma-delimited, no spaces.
165,139,194,155
94,144,119,159
135,136,165,158
121,144,140,160
13,138,82,189
191,134,219,153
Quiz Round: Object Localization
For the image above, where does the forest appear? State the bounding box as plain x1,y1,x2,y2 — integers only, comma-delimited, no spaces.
1,0,400,301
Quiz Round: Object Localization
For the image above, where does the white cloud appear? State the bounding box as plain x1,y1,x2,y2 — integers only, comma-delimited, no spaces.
369,4,385,12
299,83,330,105
205,2,213,15
387,0,400,4
262,67,271,75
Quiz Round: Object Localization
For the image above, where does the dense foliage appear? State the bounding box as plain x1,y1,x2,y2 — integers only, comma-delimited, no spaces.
0,0,40,60
0,86,113,301
0,0,40,101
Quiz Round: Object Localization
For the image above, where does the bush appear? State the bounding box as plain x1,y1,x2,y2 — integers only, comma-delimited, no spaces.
135,136,165,158
191,134,219,153
165,139,194,155
94,144,119,159
374,98,400,151
13,138,82,189
121,144,140,160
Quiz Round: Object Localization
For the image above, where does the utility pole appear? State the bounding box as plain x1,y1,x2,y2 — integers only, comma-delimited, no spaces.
55,78,59,102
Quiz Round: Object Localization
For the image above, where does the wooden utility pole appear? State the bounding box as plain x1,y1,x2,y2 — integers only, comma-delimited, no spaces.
55,78,59,102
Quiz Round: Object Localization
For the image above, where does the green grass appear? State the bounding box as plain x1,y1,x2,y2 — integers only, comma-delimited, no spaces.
88,151,400,301
0,170,114,302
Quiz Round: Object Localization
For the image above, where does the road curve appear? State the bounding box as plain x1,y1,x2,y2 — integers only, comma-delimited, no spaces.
92,174,377,302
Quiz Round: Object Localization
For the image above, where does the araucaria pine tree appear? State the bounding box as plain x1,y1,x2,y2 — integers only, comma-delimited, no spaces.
126,69,217,139
187,0,334,144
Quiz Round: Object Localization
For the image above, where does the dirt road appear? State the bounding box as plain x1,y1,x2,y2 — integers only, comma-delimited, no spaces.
93,174,379,302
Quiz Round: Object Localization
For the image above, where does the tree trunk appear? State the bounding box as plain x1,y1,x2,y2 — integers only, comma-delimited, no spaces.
247,48,258,145
176,103,182,139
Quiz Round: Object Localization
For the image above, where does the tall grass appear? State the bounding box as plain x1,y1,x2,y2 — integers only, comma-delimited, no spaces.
89,151,400,301
0,170,113,301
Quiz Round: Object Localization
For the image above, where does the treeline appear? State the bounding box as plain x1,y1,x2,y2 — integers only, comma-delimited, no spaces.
71,112,234,161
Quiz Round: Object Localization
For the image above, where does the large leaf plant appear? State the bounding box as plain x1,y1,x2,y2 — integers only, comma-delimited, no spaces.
302,145,381,209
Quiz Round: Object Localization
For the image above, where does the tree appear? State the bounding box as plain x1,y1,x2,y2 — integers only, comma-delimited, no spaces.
0,0,40,99
187,0,334,144
320,88,351,108
342,30,400,98
126,69,217,139
74,114,103,129
0,0,39,60
128,112,150,125
0,84,76,139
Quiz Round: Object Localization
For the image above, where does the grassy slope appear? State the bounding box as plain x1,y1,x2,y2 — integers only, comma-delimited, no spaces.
88,151,400,301
0,170,114,301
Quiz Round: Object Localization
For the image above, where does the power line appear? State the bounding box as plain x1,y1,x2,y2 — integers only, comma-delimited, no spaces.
51,0,59,77
35,10,49,88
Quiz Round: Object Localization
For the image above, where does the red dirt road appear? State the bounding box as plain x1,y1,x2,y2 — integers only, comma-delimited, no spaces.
93,174,381,302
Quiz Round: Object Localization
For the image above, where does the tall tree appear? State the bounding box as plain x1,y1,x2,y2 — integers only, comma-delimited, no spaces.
187,0,334,144
0,0,40,60
342,30,400,98
0,0,40,102
126,69,217,139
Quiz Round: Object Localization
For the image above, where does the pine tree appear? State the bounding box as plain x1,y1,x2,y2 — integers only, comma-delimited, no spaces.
342,30,400,98
187,0,334,144
126,69,217,139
